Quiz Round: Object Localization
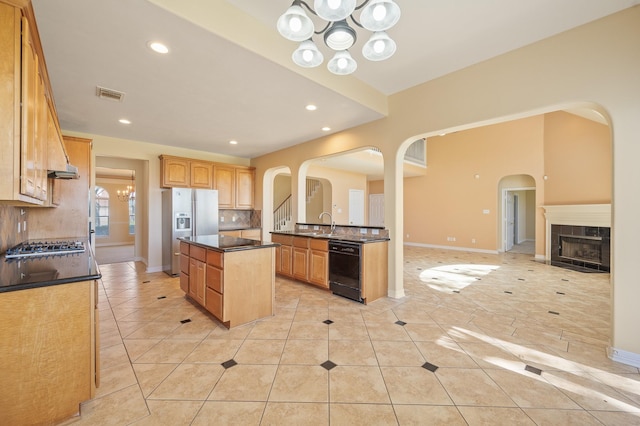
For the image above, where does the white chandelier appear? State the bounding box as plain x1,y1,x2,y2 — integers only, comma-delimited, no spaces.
277,0,401,75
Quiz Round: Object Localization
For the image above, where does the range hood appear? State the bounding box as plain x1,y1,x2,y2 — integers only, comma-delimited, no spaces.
48,163,79,179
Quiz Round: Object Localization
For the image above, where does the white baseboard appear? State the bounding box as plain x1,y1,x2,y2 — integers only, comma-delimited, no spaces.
608,347,640,368
404,242,499,255
535,254,546,261
387,288,406,299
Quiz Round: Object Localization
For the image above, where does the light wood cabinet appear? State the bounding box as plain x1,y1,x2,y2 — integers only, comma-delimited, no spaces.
159,155,255,208
29,136,92,238
274,234,328,289
0,280,98,425
0,3,65,206
190,161,213,189
213,164,235,208
361,241,389,304
180,241,274,328
293,237,309,281
235,167,255,209
272,234,293,277
309,239,329,288
214,164,255,209
160,155,190,187
188,245,206,305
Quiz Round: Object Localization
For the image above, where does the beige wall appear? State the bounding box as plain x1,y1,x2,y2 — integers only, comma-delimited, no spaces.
543,111,611,204
307,164,368,225
368,180,384,194
252,7,640,357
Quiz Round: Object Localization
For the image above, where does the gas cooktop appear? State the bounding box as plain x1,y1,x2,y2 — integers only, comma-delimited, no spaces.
5,240,86,259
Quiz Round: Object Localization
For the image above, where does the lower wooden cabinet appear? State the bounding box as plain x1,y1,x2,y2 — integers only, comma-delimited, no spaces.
274,235,328,289
0,280,98,425
308,239,329,288
180,241,274,328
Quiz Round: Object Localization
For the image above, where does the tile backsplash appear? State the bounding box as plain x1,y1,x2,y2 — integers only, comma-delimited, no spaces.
0,205,27,253
219,209,261,230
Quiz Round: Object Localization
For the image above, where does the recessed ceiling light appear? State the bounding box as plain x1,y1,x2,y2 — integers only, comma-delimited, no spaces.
148,41,169,54
322,127,331,131
119,119,131,125
229,140,238,145
305,104,317,111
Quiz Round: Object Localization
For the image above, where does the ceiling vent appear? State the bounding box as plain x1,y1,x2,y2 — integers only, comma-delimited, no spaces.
96,86,125,102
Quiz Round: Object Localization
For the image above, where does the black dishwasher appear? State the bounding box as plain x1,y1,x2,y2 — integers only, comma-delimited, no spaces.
328,240,363,303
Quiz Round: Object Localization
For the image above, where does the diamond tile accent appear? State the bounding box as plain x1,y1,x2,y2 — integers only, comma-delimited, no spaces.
320,360,337,371
323,319,334,325
221,359,238,369
525,365,542,375
180,319,192,324
422,362,439,372
395,320,407,326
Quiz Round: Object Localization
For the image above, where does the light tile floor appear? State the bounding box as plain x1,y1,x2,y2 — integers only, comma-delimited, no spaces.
76,246,640,425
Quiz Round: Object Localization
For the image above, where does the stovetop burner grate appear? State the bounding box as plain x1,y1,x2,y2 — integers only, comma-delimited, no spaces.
5,240,86,259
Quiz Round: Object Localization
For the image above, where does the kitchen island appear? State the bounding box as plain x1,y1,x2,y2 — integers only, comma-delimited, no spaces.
0,240,101,425
179,234,278,328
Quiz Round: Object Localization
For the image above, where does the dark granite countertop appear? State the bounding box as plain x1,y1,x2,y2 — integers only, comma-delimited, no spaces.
179,234,279,252
270,230,390,243
0,239,101,293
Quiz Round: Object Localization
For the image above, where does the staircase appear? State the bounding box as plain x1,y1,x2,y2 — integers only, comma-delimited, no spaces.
273,178,321,231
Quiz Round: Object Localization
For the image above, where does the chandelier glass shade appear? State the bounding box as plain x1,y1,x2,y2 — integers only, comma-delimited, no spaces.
277,0,400,75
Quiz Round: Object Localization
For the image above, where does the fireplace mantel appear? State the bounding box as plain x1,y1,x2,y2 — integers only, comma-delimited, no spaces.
542,204,611,262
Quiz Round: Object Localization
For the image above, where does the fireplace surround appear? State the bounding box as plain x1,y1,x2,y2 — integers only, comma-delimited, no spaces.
543,204,611,273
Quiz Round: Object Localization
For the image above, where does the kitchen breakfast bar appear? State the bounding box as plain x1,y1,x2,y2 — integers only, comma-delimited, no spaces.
178,235,278,328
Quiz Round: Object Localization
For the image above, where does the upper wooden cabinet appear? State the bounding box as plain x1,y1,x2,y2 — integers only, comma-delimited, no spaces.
213,165,235,208
0,2,67,206
213,164,255,209
235,167,255,209
161,155,254,209
160,155,190,187
190,161,213,189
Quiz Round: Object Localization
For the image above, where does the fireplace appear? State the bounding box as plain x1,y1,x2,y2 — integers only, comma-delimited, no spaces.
551,225,610,272
543,204,611,273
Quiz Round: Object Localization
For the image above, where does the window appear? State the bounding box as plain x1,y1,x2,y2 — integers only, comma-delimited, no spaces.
128,197,135,235
95,186,109,236
404,139,426,166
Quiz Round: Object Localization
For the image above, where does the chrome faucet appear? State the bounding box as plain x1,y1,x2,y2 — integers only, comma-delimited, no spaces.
318,211,335,233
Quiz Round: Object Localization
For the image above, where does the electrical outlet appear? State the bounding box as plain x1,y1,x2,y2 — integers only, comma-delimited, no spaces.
472,238,476,243
406,234,409,238
220,217,224,222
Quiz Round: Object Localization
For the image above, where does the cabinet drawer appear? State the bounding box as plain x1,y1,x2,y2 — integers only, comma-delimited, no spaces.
309,238,328,252
271,234,293,245
206,265,223,293
190,245,206,262
205,287,223,320
206,250,223,268
293,236,309,248
180,254,190,274
180,241,190,255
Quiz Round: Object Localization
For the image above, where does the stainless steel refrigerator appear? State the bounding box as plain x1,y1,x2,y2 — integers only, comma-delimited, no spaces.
162,188,219,276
